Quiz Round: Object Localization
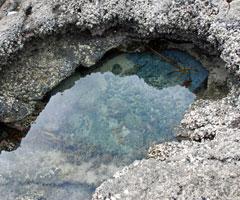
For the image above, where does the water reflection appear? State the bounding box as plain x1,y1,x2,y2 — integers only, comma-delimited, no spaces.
0,50,208,200
94,50,208,92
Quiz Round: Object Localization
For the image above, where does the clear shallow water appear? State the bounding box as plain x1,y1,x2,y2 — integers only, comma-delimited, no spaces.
0,50,208,200
93,50,209,92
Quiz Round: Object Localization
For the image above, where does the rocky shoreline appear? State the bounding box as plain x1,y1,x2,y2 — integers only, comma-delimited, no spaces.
0,0,240,199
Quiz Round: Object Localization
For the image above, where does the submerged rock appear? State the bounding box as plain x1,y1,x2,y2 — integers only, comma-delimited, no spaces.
96,50,209,92
93,93,240,199
0,72,196,199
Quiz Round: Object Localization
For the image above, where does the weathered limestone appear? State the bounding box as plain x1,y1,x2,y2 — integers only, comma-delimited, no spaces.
0,0,239,199
93,89,240,200
0,0,239,124
0,33,127,123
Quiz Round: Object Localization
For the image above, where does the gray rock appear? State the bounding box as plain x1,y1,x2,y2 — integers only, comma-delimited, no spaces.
0,32,127,123
0,0,239,199
93,89,240,200
0,0,239,123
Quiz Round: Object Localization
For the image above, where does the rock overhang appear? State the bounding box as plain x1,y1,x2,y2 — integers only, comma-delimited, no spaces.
0,0,239,124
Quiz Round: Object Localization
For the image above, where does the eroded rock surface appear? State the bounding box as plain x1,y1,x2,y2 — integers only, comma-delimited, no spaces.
0,0,239,124
0,33,127,123
0,0,239,199
93,88,240,200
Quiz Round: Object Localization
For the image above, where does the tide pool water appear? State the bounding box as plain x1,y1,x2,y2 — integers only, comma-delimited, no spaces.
0,50,208,200
94,50,208,92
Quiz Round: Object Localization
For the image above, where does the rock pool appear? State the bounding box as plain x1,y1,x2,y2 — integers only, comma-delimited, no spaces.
0,50,208,199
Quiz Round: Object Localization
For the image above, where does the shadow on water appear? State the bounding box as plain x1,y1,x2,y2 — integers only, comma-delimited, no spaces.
0,48,210,199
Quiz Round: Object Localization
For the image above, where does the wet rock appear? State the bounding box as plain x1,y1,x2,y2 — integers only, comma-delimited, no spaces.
112,64,123,75
0,33,127,123
0,95,34,123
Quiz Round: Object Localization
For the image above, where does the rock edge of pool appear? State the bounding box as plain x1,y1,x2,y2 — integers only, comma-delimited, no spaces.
0,0,240,200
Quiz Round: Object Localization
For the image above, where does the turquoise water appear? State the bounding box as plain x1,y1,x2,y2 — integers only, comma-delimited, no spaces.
0,50,208,200
93,50,208,92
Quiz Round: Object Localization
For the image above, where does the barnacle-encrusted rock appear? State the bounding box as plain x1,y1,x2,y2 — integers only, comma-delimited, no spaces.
93,86,240,200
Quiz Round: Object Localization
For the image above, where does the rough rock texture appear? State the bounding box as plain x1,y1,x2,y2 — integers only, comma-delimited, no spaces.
0,0,239,124
0,32,127,123
0,0,239,199
93,88,240,200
